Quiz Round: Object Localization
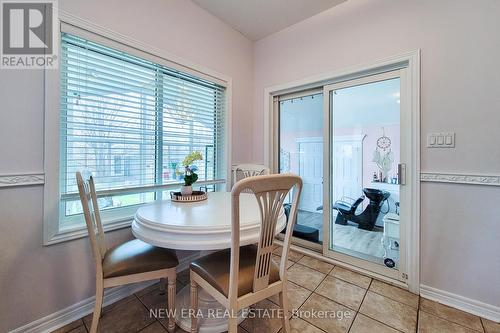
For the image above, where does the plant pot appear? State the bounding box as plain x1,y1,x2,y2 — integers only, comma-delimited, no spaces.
180,185,193,196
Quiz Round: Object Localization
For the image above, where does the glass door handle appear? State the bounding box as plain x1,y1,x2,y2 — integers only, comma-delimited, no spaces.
397,163,406,185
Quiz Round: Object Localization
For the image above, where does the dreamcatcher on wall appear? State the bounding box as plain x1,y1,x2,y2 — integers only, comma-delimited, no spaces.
372,127,394,182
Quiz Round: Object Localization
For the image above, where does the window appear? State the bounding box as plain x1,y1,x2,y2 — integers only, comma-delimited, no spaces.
49,31,227,238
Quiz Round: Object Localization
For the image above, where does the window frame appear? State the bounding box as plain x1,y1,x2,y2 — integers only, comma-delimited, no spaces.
43,14,232,245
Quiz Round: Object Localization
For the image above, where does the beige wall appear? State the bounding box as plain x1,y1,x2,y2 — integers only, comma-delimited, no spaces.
0,0,253,331
253,0,500,308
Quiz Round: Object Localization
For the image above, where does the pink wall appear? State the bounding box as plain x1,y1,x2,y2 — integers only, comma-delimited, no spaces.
0,1,253,331
253,0,500,308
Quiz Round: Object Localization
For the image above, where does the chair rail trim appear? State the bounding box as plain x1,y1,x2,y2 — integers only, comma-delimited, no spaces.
0,172,45,188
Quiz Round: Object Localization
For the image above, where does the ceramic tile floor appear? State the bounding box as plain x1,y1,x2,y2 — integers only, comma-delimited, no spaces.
52,247,500,333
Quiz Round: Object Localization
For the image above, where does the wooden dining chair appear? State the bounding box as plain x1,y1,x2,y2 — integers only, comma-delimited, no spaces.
189,174,302,333
76,172,179,333
234,164,271,193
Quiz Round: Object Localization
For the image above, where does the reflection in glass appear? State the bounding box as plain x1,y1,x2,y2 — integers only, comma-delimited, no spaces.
279,93,323,244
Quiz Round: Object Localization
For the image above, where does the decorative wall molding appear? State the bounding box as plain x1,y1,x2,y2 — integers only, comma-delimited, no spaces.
2,171,498,188
420,284,500,322
0,173,45,188
420,172,500,186
8,252,201,333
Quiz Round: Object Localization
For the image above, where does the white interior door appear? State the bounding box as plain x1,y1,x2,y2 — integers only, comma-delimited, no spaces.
297,138,323,212
332,136,364,204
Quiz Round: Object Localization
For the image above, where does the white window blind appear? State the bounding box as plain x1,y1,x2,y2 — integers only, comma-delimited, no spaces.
59,33,226,226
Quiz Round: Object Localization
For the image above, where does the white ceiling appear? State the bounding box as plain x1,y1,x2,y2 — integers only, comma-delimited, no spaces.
191,0,347,41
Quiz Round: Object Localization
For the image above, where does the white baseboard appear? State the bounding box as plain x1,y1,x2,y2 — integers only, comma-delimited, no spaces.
420,284,500,322
9,252,201,333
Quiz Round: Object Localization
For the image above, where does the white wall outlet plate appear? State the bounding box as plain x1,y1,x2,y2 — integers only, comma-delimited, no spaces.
427,132,455,148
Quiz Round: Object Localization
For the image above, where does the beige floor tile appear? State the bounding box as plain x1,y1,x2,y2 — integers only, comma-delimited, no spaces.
286,281,314,311
273,246,304,262
418,311,479,333
137,286,177,328
83,296,155,333
315,276,366,310
482,318,500,333
83,295,137,323
297,256,334,274
169,325,189,333
349,313,400,333
51,319,85,333
137,286,173,311
329,266,371,289
273,254,294,269
420,298,483,332
139,322,167,332
135,281,162,297
273,245,284,258
69,326,87,333
268,281,313,311
237,326,250,333
298,293,355,333
288,250,304,262
135,280,185,298
170,325,189,333
52,325,87,333
273,245,283,254
287,263,326,291
139,288,175,322
369,279,419,308
359,291,417,333
240,299,283,333
288,317,325,333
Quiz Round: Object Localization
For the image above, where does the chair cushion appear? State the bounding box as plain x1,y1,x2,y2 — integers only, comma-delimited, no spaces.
190,245,280,297
103,239,178,278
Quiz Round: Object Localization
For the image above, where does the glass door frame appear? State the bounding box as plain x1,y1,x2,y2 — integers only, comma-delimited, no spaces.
275,88,324,252
322,69,408,282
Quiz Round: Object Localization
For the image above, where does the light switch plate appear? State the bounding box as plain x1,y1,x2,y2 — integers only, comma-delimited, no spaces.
427,132,455,148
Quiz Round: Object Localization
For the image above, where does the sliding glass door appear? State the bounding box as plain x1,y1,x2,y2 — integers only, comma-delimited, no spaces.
323,70,405,280
277,69,409,281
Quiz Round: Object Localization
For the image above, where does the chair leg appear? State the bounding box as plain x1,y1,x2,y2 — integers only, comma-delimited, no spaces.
167,275,176,332
190,278,198,333
279,287,291,333
228,316,238,333
90,279,104,333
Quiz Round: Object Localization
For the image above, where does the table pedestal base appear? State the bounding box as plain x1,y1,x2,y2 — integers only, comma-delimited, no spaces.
175,285,245,333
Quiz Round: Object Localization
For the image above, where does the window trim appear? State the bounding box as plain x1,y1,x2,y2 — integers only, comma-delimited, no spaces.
44,12,232,245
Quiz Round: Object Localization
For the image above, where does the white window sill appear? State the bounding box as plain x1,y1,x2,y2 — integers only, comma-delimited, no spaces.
44,215,134,246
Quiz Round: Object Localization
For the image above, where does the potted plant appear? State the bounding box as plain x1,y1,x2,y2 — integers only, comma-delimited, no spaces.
179,151,203,195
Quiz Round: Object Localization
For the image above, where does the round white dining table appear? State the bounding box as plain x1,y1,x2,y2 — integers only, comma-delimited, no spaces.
132,191,286,333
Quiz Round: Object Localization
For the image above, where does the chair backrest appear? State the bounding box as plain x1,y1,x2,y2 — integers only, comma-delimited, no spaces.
229,174,302,300
76,171,107,272
350,195,365,214
234,164,271,193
